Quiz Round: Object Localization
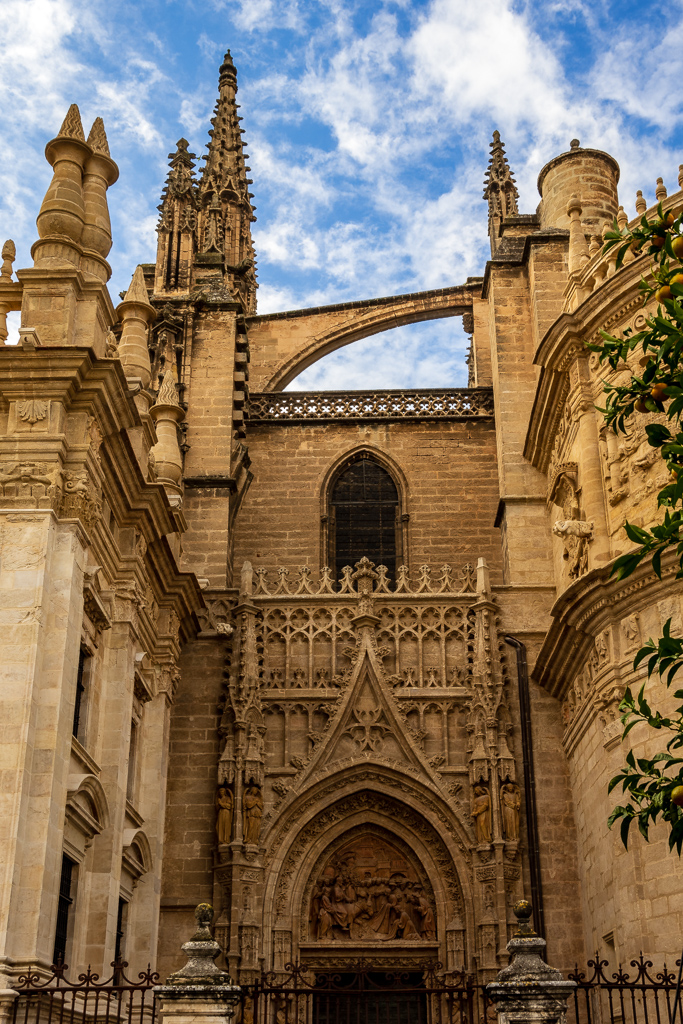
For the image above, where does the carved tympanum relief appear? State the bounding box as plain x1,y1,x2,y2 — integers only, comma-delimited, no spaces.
308,834,436,943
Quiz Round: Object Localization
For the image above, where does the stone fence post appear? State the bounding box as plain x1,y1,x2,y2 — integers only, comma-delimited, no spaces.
155,904,241,1024
487,901,576,1024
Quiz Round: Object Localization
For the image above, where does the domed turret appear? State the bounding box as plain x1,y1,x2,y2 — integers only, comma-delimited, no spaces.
538,139,619,234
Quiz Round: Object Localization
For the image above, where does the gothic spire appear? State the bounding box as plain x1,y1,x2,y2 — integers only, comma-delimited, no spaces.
483,131,519,248
197,49,258,313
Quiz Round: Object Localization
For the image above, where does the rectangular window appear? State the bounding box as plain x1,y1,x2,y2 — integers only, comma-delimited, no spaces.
53,854,75,966
126,720,138,803
72,648,88,741
114,896,128,965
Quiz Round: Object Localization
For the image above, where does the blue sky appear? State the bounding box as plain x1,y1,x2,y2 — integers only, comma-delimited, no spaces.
1,0,682,389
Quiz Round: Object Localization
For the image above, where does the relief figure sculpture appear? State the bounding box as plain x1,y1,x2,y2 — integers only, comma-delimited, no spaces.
412,888,437,940
309,869,435,941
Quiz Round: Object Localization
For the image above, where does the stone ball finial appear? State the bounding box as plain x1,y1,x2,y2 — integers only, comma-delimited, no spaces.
513,899,536,936
570,139,580,150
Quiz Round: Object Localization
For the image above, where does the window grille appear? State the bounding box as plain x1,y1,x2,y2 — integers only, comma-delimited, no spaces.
53,854,75,966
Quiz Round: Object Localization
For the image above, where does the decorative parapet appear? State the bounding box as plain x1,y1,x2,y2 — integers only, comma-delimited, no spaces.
251,560,478,597
247,387,494,423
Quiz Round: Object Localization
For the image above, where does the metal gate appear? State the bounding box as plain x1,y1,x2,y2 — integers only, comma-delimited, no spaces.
246,962,490,1024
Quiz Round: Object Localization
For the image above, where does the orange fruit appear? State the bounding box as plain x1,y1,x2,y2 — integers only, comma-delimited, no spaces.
656,285,673,301
635,398,648,413
652,235,666,249
662,212,675,228
671,272,683,286
672,785,683,807
651,383,668,402
672,235,683,259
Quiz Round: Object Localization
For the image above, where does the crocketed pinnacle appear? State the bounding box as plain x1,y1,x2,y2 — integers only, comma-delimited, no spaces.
483,130,519,221
200,49,255,216
58,103,86,142
157,139,197,222
197,47,258,313
87,117,111,156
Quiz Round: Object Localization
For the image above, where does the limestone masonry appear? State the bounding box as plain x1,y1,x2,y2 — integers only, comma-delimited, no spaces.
0,50,681,994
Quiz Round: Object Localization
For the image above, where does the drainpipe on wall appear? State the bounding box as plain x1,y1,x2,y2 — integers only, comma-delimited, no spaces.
504,634,546,939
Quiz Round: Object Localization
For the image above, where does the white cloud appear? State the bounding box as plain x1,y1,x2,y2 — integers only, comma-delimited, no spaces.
229,0,304,33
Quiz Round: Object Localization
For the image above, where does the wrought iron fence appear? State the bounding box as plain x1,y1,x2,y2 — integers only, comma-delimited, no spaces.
11,960,159,1024
11,953,683,1024
568,954,683,1024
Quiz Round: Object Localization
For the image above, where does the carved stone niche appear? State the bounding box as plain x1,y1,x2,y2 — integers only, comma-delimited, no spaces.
307,831,437,944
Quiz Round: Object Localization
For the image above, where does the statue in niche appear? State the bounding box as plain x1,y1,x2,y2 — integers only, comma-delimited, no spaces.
243,779,263,845
471,784,492,844
500,781,521,841
215,784,233,845
308,835,437,941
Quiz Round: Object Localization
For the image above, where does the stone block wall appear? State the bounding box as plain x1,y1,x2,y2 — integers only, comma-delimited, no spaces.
232,418,503,582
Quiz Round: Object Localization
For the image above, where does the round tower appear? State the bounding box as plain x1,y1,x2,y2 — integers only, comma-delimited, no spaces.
538,139,620,234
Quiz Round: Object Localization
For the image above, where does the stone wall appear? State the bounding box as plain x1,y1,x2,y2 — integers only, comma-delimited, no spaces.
232,417,504,582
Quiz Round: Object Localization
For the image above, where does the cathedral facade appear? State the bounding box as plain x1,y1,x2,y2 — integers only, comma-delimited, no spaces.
0,50,681,997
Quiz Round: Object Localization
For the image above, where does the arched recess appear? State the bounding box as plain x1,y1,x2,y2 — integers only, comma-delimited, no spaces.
319,446,410,576
260,768,475,973
257,287,474,392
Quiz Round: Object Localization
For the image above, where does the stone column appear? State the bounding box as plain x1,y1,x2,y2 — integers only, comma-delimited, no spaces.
486,902,576,1024
155,904,241,1024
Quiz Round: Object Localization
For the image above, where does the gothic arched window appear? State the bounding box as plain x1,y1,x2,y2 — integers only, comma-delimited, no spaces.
328,456,401,584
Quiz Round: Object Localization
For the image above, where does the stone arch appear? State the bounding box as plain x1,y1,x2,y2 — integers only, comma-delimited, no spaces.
121,828,153,883
319,445,411,571
254,286,474,392
66,773,110,835
261,767,475,972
